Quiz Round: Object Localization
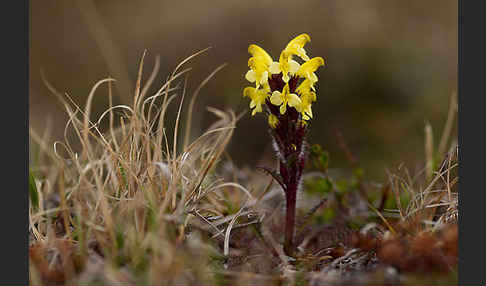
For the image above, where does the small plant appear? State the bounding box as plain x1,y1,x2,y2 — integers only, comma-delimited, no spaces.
243,33,325,255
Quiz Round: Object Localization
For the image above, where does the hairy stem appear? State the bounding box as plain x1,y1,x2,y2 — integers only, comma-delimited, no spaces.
284,184,297,256
267,74,308,257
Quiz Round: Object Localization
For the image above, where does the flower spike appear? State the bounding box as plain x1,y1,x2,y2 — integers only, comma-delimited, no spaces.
242,33,325,256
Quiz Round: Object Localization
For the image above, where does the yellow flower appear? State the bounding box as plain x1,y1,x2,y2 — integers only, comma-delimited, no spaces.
270,83,302,114
299,91,317,120
248,44,273,63
269,34,311,83
296,78,315,93
295,79,317,120
269,51,300,83
284,33,311,61
296,57,325,86
268,114,279,128
243,85,270,115
243,33,324,122
245,44,273,89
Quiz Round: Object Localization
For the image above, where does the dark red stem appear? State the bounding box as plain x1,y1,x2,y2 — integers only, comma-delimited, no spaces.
284,184,297,256
267,74,308,256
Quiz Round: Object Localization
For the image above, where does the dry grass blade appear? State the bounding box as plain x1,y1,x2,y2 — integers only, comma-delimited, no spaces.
438,91,458,156
367,202,397,235
74,0,131,104
29,50,249,285
224,200,249,258
183,63,228,151
425,121,434,181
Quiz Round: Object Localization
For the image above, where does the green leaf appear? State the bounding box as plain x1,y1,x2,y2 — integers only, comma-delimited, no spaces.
350,168,364,189
335,179,349,195
309,144,330,171
146,202,157,231
384,195,397,210
346,220,362,230
29,169,39,209
305,178,333,195
318,151,330,170
310,144,323,156
353,167,364,179
116,228,125,249
322,207,335,222
119,162,128,190
399,189,411,210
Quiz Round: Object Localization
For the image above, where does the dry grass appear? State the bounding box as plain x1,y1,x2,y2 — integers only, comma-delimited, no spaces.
29,50,254,285
29,52,458,286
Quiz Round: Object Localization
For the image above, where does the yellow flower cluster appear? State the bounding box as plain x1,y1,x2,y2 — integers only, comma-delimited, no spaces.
243,33,325,126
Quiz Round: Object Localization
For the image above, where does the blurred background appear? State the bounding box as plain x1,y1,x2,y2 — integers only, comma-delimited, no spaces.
30,0,457,181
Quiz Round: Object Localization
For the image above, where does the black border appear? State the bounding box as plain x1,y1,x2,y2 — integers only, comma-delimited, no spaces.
459,0,486,285
16,0,477,284
3,0,28,284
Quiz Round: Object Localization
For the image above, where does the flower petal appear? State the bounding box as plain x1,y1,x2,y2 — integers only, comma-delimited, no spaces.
243,86,255,98
268,114,279,128
286,34,311,50
289,60,300,74
307,108,313,118
308,72,318,83
297,57,325,79
269,62,281,74
282,73,290,83
270,91,283,105
284,34,311,61
282,83,290,95
245,70,256,83
254,104,262,113
296,79,312,95
288,93,302,108
248,44,273,65
310,92,317,102
259,71,269,85
298,47,310,61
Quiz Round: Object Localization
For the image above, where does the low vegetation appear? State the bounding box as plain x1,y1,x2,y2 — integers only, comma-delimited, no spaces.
29,48,458,286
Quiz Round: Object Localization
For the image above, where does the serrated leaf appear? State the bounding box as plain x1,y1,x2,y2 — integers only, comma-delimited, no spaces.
29,170,39,209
